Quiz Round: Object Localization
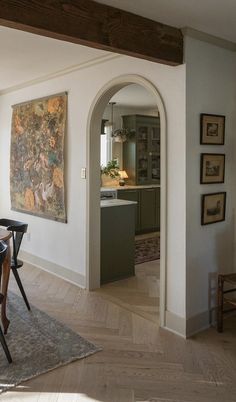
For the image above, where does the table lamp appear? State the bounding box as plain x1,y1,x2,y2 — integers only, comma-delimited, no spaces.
118,170,128,186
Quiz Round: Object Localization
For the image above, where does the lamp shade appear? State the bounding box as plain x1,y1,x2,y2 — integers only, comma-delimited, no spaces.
119,170,128,179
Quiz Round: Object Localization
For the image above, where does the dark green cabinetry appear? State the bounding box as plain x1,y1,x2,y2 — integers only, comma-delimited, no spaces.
140,188,158,232
101,204,135,285
122,115,160,185
117,187,160,234
117,189,140,231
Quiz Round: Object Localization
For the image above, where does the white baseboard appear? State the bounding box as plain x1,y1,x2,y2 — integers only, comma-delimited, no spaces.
20,250,86,289
165,310,186,338
165,309,212,338
186,310,211,337
18,250,213,337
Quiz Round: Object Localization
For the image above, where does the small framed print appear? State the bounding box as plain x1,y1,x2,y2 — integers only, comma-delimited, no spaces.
200,153,225,184
201,192,226,225
200,114,225,145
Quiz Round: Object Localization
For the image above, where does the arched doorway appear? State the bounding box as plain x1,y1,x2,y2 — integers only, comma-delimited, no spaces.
86,74,167,327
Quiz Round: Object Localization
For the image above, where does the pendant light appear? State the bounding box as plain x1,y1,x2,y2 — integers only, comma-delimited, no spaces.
104,102,116,133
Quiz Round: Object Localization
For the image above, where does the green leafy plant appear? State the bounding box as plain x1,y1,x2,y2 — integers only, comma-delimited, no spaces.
101,160,120,179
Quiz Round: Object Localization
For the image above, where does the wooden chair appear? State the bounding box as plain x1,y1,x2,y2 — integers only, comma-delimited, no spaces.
217,273,236,332
0,241,12,363
0,219,30,311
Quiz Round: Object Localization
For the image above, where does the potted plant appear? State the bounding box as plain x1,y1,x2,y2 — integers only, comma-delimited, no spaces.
111,128,135,143
100,159,120,179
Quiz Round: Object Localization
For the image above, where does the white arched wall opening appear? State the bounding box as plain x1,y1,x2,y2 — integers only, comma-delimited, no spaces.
86,74,167,327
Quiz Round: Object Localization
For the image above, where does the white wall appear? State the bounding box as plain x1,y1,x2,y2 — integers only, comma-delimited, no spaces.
2,37,235,336
185,36,236,331
0,53,186,325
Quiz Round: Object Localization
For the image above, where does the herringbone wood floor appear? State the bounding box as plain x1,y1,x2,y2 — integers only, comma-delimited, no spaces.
2,261,236,402
98,260,160,324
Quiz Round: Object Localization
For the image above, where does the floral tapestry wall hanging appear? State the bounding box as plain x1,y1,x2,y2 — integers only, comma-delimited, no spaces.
10,93,67,222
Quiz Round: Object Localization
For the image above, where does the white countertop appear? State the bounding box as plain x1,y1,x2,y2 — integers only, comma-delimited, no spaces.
101,184,160,191
101,199,137,208
100,187,118,192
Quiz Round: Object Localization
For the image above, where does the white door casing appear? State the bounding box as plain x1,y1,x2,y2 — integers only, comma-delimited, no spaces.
86,74,167,327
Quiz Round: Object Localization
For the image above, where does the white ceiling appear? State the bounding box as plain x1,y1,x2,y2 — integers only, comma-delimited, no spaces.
0,26,108,92
97,0,236,43
110,84,157,108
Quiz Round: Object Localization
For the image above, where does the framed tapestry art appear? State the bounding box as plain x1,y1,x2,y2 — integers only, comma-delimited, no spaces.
201,192,226,225
200,153,225,184
200,114,225,145
10,93,67,222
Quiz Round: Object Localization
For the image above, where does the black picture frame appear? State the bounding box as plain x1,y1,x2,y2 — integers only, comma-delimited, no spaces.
201,192,226,225
200,153,225,184
200,114,225,145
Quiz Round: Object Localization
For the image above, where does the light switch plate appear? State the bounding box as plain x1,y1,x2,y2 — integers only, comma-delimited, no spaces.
81,167,86,179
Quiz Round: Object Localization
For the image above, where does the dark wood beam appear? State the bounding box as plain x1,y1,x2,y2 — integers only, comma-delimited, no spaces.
0,0,183,66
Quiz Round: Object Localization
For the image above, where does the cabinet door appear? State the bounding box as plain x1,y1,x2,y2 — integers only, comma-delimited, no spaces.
117,190,140,232
140,188,157,232
148,124,160,183
122,115,160,185
136,125,149,185
101,205,135,284
155,187,160,231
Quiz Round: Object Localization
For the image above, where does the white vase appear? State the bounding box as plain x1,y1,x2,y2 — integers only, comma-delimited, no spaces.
113,135,126,143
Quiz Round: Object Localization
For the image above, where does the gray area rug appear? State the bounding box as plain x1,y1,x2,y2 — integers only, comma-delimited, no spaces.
135,235,160,264
0,291,101,394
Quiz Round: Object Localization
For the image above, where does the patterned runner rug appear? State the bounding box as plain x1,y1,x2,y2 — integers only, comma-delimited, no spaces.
135,234,160,264
0,291,101,394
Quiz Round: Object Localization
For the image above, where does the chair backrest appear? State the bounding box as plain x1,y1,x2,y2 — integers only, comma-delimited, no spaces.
0,219,28,266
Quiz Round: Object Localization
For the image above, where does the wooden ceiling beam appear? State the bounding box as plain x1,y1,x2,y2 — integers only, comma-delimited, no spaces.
0,0,183,66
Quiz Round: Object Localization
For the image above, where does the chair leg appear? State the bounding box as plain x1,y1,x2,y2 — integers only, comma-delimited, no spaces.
12,268,31,311
0,325,12,363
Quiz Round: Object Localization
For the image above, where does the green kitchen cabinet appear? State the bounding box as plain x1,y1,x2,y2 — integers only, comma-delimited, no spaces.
117,189,140,232
140,187,160,232
101,203,135,284
122,115,160,185
117,187,160,234
156,189,160,232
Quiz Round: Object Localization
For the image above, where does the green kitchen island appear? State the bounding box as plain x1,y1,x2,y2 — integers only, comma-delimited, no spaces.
100,199,137,285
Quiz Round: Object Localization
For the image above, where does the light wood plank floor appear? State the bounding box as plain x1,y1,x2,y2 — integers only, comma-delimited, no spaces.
2,262,236,401
99,260,160,324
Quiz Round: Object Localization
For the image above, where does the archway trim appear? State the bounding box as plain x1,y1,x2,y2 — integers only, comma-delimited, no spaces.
86,74,167,327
